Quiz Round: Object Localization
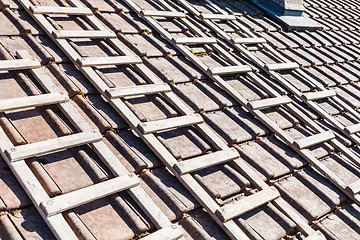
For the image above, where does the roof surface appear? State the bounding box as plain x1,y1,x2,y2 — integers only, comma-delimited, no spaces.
0,0,359,239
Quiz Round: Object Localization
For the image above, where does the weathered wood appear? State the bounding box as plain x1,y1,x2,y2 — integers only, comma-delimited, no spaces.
0,58,41,71
105,83,171,98
140,225,183,240
200,13,236,20
208,65,252,75
247,96,291,110
215,187,280,222
303,231,327,240
141,10,185,18
5,130,103,161
30,6,93,15
40,174,139,216
346,179,360,195
293,131,335,150
0,118,78,239
302,90,336,101
14,1,181,238
151,0,360,236
173,148,239,175
272,197,317,236
138,114,204,134
0,92,68,112
173,37,217,45
77,56,142,67
231,37,266,44
344,123,360,134
52,30,116,39
265,62,299,71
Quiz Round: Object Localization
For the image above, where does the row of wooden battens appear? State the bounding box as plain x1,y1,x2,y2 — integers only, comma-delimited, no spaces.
175,0,360,200
122,0,360,208
15,0,330,239
181,0,360,153
123,0,360,234
0,53,183,238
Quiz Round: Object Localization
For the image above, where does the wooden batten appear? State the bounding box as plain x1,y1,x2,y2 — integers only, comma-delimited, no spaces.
0,92,68,112
231,37,266,45
138,114,204,134
141,10,186,18
303,230,327,240
247,96,291,110
30,6,93,15
302,90,336,101
52,30,117,39
77,56,142,67
173,148,239,175
5,130,103,161
200,13,236,20
40,174,140,216
105,83,171,98
293,131,335,150
265,62,299,71
0,58,41,71
208,65,252,75
215,187,280,222
173,37,217,45
140,225,183,240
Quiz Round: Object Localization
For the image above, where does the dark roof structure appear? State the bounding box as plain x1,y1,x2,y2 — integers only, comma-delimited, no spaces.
0,0,359,239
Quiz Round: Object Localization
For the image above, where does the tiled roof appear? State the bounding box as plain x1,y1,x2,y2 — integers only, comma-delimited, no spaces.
0,0,359,239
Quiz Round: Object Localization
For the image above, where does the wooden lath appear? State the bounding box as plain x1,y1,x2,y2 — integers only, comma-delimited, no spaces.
101,0,328,239
125,1,360,239
175,0,360,206
177,0,360,166
0,92,68,112
16,0,285,239
0,47,184,240
14,1,189,239
16,0,337,239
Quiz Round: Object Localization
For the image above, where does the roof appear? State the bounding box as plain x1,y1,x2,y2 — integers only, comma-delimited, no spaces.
0,0,359,239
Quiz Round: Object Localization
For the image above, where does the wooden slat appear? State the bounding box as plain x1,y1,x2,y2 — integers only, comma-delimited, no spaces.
304,231,326,240
247,96,291,110
344,123,360,134
14,1,182,238
30,6,93,15
293,131,335,150
215,187,280,222
265,62,299,71
52,30,116,39
0,58,41,71
138,114,204,134
77,56,142,67
208,65,252,75
0,127,79,239
346,179,360,195
231,37,266,44
0,92,68,112
5,130,103,161
105,83,171,98
302,90,336,101
141,10,186,18
40,174,140,216
200,13,236,20
173,37,217,45
173,148,239,175
140,225,183,240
